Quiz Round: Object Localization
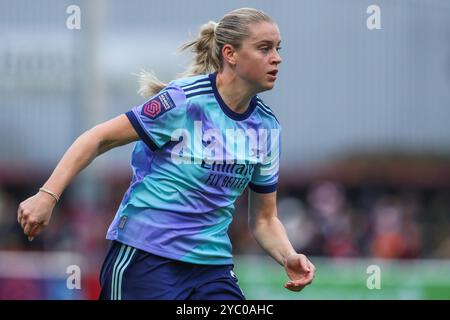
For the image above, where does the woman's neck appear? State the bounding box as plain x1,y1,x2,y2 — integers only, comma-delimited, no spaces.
216,70,256,114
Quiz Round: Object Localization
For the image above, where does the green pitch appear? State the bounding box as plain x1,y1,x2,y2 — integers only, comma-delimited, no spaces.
234,256,450,299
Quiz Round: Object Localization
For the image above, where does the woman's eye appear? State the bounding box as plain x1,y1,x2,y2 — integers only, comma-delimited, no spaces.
276,47,282,52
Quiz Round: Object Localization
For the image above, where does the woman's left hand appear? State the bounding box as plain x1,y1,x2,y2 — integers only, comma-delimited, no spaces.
283,253,316,292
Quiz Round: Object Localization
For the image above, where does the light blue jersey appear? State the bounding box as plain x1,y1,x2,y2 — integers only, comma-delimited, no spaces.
106,73,281,265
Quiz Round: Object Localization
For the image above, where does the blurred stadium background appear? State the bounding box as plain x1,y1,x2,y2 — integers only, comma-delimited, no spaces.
1,0,450,299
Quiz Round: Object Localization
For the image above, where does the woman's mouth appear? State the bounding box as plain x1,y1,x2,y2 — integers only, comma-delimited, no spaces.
267,70,278,80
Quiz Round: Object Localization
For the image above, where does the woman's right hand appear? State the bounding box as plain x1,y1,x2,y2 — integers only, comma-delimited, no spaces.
17,192,56,241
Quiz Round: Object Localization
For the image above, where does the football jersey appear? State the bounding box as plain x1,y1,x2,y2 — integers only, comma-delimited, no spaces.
106,72,281,265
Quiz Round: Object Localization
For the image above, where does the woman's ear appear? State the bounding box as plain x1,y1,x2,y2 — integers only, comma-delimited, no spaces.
222,44,237,66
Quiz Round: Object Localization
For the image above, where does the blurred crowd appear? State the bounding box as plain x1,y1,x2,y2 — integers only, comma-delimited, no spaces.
231,180,450,260
1,177,450,260
1,174,450,299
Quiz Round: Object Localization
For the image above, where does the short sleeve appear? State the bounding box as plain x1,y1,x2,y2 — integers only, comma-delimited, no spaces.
249,127,281,193
125,85,187,151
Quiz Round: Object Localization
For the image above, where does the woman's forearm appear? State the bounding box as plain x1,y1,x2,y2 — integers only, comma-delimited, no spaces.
18,115,138,241
251,216,297,266
41,129,103,197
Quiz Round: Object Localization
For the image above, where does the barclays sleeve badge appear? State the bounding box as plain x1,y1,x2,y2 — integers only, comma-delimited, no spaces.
141,91,176,119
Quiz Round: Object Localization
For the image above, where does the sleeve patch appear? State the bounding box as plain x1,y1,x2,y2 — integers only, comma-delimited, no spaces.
141,91,176,119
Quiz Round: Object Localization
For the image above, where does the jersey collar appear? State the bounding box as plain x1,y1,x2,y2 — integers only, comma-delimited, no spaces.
209,72,258,121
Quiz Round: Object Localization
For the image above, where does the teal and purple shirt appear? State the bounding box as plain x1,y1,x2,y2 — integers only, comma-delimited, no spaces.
106,73,281,265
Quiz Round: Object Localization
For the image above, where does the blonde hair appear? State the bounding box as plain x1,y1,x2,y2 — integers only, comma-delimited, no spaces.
138,8,274,98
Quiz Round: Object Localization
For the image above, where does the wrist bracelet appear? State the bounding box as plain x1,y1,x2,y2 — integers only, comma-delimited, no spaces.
39,187,60,203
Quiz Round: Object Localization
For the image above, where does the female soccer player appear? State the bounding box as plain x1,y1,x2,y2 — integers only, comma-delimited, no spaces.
17,8,315,299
